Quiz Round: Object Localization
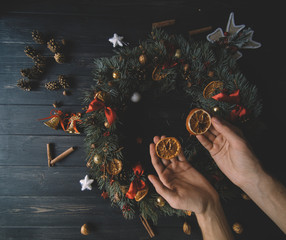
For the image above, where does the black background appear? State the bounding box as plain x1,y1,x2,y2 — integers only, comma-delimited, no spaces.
0,0,285,239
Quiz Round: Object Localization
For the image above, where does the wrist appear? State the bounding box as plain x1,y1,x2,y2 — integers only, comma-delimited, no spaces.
238,163,267,192
196,199,234,240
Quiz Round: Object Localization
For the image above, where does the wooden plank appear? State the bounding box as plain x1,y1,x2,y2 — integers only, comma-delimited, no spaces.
0,195,195,239
1,0,204,18
0,196,285,239
0,166,90,196
0,226,151,240
0,226,195,240
0,13,153,44
0,196,185,226
0,135,85,166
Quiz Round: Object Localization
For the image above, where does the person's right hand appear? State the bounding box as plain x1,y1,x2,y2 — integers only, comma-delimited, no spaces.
196,117,263,188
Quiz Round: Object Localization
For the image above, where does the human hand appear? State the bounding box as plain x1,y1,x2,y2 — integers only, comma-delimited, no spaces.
196,117,263,188
148,136,219,214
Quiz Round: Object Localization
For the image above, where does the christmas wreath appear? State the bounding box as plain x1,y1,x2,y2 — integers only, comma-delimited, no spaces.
81,13,262,224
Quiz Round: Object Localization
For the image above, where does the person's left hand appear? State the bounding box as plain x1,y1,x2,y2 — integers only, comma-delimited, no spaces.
148,136,219,214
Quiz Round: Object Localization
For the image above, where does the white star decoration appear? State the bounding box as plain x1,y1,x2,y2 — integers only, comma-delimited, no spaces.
207,12,261,59
79,175,94,191
109,33,124,47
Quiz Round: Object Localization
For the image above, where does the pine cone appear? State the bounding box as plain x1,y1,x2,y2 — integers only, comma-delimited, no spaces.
45,81,61,90
54,52,65,64
47,38,62,53
20,66,42,79
17,79,32,91
33,54,47,68
32,30,46,44
24,46,38,59
58,75,70,89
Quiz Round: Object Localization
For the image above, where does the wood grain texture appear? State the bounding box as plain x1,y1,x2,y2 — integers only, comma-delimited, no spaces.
0,0,285,239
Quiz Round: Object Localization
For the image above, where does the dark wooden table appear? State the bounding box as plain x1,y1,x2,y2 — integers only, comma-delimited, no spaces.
1,1,285,239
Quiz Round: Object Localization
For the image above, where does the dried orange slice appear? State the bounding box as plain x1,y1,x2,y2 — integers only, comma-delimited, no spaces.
106,158,123,175
155,137,181,160
203,81,223,99
186,108,211,135
135,185,149,202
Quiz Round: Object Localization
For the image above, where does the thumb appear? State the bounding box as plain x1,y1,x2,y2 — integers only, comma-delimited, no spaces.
212,117,243,141
148,175,174,200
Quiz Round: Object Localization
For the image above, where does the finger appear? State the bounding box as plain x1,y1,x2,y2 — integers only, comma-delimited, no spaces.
209,125,219,136
150,143,165,174
196,134,213,152
153,136,160,144
162,159,171,166
169,158,177,163
176,149,187,162
203,130,216,142
211,117,243,141
148,175,174,199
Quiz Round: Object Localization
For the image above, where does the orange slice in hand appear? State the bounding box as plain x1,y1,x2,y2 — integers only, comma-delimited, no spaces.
186,108,211,135
155,137,181,160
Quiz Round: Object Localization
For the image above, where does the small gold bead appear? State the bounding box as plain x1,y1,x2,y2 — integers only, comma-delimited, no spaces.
93,155,102,164
156,196,166,207
104,121,110,128
112,71,120,79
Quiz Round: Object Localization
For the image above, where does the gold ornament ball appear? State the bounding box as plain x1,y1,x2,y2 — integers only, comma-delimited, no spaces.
232,222,243,234
139,54,147,65
213,106,220,112
93,154,102,164
80,223,90,235
156,196,166,207
112,71,120,79
104,121,110,128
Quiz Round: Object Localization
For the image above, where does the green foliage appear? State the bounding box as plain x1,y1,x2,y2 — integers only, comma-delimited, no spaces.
81,27,262,224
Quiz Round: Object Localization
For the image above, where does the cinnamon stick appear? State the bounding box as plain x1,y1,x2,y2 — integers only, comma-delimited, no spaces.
47,143,52,167
86,154,93,168
152,19,175,28
189,26,212,36
50,147,75,166
140,215,155,238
